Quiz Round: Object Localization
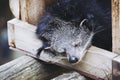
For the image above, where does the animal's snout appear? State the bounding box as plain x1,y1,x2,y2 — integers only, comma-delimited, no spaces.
69,56,78,63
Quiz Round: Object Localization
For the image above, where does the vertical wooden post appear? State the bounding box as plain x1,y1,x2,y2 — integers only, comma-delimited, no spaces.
112,0,120,54
19,0,46,25
9,0,56,25
9,0,20,19
9,0,46,25
112,0,120,79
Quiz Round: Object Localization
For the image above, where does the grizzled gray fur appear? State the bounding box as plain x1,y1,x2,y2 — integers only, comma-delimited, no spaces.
36,0,111,63
40,18,94,63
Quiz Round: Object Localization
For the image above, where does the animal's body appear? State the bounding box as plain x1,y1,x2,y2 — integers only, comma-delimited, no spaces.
36,0,112,63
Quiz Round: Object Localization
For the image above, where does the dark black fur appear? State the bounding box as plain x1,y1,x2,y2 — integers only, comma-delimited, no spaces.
36,0,112,57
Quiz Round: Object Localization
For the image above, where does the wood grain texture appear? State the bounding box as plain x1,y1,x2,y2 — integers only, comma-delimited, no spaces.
7,18,118,80
9,0,56,25
51,72,86,80
0,55,68,80
20,0,45,25
9,0,20,19
9,0,45,25
112,0,120,54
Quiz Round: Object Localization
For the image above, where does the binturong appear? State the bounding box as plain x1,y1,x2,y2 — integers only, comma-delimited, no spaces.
36,0,112,63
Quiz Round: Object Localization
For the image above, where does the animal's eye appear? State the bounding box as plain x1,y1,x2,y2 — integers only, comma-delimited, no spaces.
74,44,79,47
72,42,80,47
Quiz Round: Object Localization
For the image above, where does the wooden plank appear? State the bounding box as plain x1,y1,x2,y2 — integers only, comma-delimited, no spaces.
9,0,45,25
0,55,68,80
112,0,120,54
7,18,118,80
51,72,86,80
9,0,20,19
9,0,56,25
7,19,16,48
19,0,46,25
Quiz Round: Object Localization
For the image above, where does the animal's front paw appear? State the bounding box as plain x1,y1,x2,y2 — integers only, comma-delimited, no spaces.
36,47,44,58
36,41,50,58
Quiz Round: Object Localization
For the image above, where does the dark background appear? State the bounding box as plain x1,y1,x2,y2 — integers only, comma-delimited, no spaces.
0,0,23,65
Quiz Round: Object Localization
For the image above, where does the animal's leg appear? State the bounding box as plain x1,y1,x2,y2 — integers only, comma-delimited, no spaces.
36,41,50,58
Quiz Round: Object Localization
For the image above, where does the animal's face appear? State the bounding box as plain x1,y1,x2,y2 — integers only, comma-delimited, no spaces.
36,0,111,63
65,36,91,63
47,19,94,63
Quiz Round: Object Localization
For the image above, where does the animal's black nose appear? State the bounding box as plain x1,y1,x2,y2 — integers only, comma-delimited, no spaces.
69,56,78,63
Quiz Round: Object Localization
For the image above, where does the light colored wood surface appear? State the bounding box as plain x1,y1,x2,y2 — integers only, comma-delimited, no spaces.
7,18,118,79
9,0,56,25
9,0,46,25
9,0,20,19
0,55,68,80
20,0,45,25
51,72,86,80
112,0,120,54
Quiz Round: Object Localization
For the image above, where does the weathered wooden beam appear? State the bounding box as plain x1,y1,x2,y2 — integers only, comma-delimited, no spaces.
111,1,120,79
19,0,46,25
0,55,68,80
9,0,45,25
51,72,86,80
7,18,118,80
9,0,20,19
9,0,56,25
112,0,120,54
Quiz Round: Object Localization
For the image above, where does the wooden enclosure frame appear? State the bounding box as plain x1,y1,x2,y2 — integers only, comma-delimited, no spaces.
0,0,120,80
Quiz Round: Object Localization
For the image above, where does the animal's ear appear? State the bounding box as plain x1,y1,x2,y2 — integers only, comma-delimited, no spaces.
79,19,93,32
79,19,88,28
79,18,96,32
